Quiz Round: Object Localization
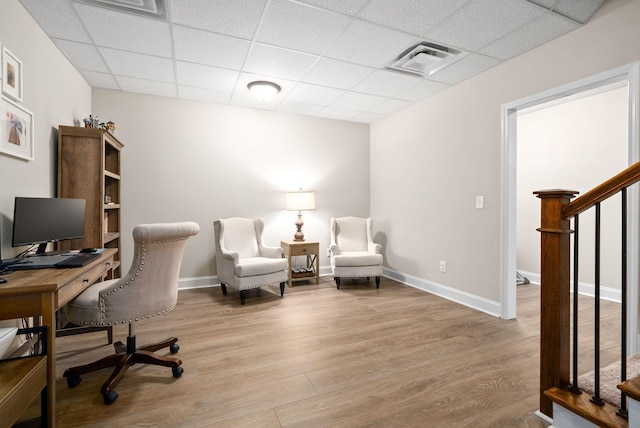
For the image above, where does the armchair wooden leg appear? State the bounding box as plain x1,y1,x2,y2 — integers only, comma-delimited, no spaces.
240,290,247,305
375,276,380,289
220,283,227,295
334,277,341,289
280,282,285,296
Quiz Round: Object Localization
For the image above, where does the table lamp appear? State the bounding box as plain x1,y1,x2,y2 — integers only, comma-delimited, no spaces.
286,190,315,241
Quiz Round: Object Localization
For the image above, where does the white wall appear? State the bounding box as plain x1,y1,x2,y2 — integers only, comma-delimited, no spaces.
370,0,640,309
517,86,629,289
91,90,370,282
0,0,91,258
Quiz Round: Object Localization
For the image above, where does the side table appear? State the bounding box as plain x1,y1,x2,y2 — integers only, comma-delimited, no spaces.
281,241,320,287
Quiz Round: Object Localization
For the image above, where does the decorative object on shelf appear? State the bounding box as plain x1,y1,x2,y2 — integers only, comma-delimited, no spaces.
0,95,33,161
2,47,22,102
286,189,315,242
247,80,281,101
104,195,112,204
106,120,116,133
83,115,99,128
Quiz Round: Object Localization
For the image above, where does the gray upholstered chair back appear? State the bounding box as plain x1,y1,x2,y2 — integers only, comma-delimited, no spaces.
68,222,199,326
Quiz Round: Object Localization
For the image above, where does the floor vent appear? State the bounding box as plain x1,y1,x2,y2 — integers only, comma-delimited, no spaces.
387,42,467,77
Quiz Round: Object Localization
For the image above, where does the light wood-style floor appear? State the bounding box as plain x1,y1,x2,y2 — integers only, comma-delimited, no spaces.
24,276,622,427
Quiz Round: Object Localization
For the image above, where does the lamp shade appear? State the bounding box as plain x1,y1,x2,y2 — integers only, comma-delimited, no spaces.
247,81,281,101
286,191,315,211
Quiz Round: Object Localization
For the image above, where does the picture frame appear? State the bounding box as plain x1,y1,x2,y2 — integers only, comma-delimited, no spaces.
2,47,23,102
0,96,33,161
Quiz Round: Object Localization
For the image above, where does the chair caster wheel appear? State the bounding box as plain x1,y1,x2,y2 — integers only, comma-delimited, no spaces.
66,375,82,388
103,390,118,405
172,366,184,378
169,344,180,354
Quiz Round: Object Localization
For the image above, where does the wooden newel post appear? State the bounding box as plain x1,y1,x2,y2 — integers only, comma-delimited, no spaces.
534,189,578,418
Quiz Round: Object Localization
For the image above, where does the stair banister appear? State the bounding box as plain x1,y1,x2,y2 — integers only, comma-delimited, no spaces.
536,159,640,420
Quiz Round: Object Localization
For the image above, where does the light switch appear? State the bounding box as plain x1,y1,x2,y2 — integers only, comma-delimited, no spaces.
476,196,484,209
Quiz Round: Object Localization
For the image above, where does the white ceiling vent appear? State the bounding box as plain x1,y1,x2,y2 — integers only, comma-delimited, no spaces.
388,43,467,77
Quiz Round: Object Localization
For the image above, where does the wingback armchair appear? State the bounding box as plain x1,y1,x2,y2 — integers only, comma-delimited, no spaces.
214,217,288,304
330,216,383,289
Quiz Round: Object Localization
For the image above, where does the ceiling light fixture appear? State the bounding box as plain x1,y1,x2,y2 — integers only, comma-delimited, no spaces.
247,81,281,101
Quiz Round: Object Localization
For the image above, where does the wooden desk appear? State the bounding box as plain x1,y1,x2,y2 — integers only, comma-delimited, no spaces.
0,249,117,427
281,241,320,287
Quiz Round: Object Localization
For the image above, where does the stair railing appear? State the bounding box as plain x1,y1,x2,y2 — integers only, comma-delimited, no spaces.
536,160,640,418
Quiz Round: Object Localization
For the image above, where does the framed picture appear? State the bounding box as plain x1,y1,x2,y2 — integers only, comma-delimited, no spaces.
0,96,33,161
2,47,22,102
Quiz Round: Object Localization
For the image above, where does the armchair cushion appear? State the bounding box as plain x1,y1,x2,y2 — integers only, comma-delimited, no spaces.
235,257,288,277
333,252,383,267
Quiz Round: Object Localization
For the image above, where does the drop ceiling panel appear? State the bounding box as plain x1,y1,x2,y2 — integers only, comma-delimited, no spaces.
74,2,172,57
352,112,385,123
324,20,418,68
428,53,501,85
179,86,232,105
277,101,324,116
81,70,120,89
244,44,318,81
330,92,387,111
116,75,177,97
170,0,266,39
54,39,110,73
256,0,351,55
554,0,606,24
357,0,470,36
395,80,450,102
17,0,606,124
175,62,239,92
286,83,344,105
317,106,359,121
296,0,369,16
100,48,175,82
19,0,92,42
351,70,422,98
302,58,374,90
173,25,250,70
479,12,579,60
426,0,545,51
368,98,413,115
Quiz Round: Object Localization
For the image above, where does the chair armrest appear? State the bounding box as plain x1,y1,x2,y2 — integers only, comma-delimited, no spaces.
368,242,382,254
260,245,283,259
330,244,339,255
219,247,239,263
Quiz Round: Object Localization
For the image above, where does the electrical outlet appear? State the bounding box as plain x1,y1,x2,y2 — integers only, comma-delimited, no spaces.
440,261,446,272
475,196,484,209
326,247,331,257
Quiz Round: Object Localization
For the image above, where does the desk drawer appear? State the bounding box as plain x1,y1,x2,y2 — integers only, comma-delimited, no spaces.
57,256,115,308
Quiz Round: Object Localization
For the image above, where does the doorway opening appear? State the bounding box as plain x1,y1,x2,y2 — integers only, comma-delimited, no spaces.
500,62,639,353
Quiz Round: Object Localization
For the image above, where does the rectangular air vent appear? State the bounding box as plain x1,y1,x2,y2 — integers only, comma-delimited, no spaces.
388,42,467,77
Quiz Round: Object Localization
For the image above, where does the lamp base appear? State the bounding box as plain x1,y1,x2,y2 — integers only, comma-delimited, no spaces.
294,212,305,242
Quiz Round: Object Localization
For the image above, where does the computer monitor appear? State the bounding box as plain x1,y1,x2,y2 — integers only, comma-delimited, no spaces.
12,197,86,255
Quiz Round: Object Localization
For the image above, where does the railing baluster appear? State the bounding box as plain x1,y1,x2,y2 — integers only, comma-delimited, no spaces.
569,214,581,394
618,188,628,417
591,202,604,406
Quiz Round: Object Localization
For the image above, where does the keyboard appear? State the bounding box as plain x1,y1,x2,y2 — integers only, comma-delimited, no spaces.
55,253,101,268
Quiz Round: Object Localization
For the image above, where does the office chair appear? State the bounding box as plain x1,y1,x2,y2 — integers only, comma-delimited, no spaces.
330,217,383,289
214,217,288,304
62,221,199,405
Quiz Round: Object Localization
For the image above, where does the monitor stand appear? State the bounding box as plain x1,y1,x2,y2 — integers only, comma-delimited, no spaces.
34,243,66,257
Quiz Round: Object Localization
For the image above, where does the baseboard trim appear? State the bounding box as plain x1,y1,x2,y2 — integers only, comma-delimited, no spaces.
383,267,501,317
516,270,621,303
178,267,334,291
178,275,217,290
